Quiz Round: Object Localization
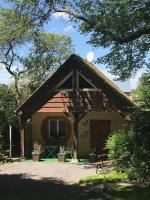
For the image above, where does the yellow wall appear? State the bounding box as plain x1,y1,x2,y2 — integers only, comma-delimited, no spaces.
78,112,125,156
31,112,125,157
32,112,71,145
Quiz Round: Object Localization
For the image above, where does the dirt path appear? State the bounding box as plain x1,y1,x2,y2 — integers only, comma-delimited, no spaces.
0,162,106,200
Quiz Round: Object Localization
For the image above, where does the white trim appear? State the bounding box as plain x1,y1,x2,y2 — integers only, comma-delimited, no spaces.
57,120,59,136
56,89,73,92
79,88,100,91
48,119,65,138
48,119,51,138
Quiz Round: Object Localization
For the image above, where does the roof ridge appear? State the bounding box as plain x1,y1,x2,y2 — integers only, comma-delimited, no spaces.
72,54,133,104
17,54,134,113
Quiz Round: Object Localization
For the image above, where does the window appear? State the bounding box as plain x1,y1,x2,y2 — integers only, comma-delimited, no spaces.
48,119,65,138
57,70,97,91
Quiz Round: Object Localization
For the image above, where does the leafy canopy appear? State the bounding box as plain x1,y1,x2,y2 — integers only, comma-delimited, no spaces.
135,73,150,110
19,32,73,96
0,4,73,104
9,0,150,80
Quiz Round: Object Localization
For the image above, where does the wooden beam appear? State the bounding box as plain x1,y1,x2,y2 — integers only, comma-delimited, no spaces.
19,116,26,159
71,113,78,160
20,128,25,158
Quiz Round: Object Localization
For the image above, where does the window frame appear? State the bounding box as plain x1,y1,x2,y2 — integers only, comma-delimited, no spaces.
48,119,65,138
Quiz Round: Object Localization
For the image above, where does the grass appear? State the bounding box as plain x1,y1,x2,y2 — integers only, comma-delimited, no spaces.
106,185,150,200
80,170,128,185
23,158,89,164
80,170,150,200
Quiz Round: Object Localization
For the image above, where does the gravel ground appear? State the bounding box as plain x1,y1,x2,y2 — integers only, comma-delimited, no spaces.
0,162,96,184
0,162,115,200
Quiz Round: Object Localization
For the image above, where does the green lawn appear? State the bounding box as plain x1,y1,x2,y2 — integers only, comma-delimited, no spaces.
80,171,150,200
23,158,89,164
80,170,128,185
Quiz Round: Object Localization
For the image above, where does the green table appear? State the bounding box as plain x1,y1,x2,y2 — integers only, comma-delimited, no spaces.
44,145,58,158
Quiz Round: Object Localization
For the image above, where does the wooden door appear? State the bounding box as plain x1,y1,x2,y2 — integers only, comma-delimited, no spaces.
90,120,111,154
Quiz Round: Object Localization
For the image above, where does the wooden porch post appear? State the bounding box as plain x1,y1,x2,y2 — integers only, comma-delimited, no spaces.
20,128,25,158
71,69,79,161
19,116,25,159
71,113,78,161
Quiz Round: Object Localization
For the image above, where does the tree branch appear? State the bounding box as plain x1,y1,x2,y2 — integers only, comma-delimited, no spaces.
53,9,150,44
118,28,150,44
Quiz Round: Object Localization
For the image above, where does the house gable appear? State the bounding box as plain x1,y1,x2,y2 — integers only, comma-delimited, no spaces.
17,54,134,118
57,71,97,91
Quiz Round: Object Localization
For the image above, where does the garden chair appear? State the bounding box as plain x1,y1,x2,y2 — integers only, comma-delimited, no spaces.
64,146,73,159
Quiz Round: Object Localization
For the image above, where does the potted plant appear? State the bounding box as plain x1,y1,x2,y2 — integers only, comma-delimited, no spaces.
57,145,66,162
32,141,41,161
89,148,97,163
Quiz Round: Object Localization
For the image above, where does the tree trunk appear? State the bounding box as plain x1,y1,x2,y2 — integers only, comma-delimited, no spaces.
14,76,21,107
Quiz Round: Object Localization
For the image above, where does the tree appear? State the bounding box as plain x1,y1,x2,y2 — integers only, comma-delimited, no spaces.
0,6,73,104
20,32,73,95
11,0,150,80
0,84,18,138
135,73,150,110
0,7,34,106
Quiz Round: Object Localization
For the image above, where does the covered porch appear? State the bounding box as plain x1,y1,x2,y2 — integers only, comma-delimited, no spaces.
17,55,134,160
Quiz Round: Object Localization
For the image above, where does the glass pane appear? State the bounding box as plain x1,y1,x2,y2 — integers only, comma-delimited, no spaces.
50,120,57,137
59,120,65,137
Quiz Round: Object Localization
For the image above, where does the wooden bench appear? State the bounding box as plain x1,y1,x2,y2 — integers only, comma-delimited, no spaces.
94,160,113,174
93,154,112,173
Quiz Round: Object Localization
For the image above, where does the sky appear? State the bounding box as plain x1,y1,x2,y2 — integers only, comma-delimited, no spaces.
0,2,143,91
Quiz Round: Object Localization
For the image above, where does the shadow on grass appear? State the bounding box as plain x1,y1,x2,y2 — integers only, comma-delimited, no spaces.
103,184,150,200
0,173,149,200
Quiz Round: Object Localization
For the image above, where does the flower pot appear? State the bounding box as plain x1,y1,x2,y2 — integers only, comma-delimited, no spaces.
32,153,40,161
57,153,66,162
89,154,97,163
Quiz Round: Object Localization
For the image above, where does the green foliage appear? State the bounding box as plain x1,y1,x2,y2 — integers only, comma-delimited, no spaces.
106,129,136,171
9,0,150,80
20,32,73,95
0,5,36,106
80,170,127,185
135,73,150,110
0,6,34,70
0,7,33,46
106,129,150,185
0,84,18,135
0,4,74,104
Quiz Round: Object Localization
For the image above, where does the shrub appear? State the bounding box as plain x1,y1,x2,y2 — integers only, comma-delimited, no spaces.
130,132,150,184
106,129,150,185
0,134,7,164
106,129,136,171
